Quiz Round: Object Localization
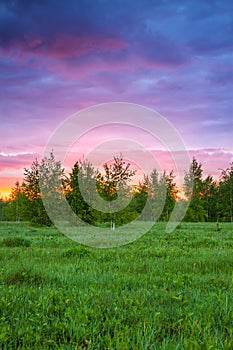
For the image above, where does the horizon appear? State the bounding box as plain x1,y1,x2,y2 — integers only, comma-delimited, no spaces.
0,148,230,200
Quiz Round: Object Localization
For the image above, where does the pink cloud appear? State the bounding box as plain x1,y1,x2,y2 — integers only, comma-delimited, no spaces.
188,149,233,177
1,34,128,61
0,152,41,177
48,35,128,58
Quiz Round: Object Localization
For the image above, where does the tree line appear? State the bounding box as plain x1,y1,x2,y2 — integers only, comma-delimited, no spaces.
0,152,232,225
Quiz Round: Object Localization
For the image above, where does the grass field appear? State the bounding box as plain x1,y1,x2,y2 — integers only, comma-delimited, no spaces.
0,221,232,349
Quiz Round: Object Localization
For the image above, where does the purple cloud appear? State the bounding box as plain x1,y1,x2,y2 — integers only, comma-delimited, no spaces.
0,0,232,195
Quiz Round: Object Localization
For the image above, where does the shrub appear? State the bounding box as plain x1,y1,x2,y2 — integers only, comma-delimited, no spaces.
4,269,44,285
62,246,91,258
0,237,31,247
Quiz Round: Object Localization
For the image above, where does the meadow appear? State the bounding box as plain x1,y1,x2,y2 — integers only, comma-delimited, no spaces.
0,221,232,349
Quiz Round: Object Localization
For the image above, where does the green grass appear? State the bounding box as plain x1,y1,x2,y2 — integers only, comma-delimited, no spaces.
0,221,232,349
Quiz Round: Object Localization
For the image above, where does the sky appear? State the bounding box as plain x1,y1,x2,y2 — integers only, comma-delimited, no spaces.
0,0,233,198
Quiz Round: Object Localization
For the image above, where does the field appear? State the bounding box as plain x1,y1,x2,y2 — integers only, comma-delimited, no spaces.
0,222,232,349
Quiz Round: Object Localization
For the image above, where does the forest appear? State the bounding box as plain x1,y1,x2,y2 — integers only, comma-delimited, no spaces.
0,152,233,225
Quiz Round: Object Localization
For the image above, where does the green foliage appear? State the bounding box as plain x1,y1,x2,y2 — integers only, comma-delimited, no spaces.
0,222,232,349
96,154,136,227
65,154,139,228
183,157,208,222
0,199,8,221
3,269,44,286
62,246,92,258
0,236,31,247
65,159,98,224
158,170,178,221
202,175,218,222
218,163,233,222
6,152,64,226
96,153,136,202
6,154,233,226
135,169,178,222
183,159,233,223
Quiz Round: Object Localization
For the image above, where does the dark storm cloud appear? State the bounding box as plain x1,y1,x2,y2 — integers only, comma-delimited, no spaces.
0,1,226,62
0,0,232,70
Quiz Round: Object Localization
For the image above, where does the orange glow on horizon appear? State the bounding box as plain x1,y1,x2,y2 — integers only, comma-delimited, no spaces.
177,189,188,201
0,187,11,200
0,178,22,200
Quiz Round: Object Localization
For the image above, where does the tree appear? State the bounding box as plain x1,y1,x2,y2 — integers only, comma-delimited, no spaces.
9,152,65,225
133,175,150,221
131,168,178,223
39,152,65,223
149,169,160,221
65,159,98,224
183,157,206,222
5,181,27,221
65,155,138,227
96,154,136,228
202,175,218,222
159,170,178,221
20,158,49,225
218,163,233,222
0,197,8,221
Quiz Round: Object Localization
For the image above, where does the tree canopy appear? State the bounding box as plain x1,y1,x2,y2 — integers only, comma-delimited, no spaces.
4,153,233,225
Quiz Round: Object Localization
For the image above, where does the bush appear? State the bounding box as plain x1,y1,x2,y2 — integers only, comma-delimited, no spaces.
62,246,91,258
0,237,31,247
3,269,44,285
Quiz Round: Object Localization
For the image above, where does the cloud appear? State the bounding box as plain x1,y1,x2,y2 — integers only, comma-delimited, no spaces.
0,152,40,178
0,0,191,71
1,0,232,78
1,146,232,198
0,0,232,187
201,119,231,127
